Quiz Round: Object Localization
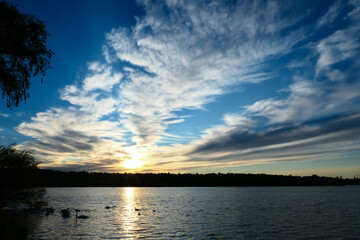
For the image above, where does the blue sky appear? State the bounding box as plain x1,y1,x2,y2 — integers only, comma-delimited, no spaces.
1,0,360,177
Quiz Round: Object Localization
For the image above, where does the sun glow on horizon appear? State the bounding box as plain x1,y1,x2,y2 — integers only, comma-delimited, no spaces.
121,147,145,169
122,159,145,169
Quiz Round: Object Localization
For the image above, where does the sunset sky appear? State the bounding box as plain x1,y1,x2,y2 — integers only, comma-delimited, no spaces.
1,0,360,177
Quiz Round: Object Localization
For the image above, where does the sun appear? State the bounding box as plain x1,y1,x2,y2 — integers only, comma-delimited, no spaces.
122,159,144,169
121,147,145,169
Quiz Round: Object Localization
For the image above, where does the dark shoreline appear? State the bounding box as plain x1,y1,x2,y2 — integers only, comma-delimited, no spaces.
1,168,359,187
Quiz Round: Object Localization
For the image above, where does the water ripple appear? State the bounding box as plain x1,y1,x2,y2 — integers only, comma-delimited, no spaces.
30,186,360,239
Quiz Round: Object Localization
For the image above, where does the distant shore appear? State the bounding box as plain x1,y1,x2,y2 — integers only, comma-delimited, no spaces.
1,168,359,187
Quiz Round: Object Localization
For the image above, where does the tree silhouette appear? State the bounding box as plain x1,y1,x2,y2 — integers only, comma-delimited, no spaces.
0,144,44,208
0,143,38,168
0,1,53,109
0,143,46,239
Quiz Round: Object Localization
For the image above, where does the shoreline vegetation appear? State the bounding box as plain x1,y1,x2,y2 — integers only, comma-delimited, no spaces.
1,168,359,187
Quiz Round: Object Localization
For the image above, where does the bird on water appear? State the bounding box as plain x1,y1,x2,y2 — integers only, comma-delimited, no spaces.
75,209,89,219
61,208,70,218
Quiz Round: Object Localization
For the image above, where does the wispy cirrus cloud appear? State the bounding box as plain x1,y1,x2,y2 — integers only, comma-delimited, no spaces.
315,1,360,75
140,0,360,172
104,0,307,145
16,63,126,170
13,0,360,173
315,1,343,29
147,111,360,172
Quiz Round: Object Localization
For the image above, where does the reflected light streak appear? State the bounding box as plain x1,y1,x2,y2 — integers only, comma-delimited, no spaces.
122,187,137,236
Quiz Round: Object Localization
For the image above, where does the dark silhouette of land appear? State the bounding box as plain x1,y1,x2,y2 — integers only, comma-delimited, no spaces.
1,145,360,240
0,144,45,239
1,168,359,187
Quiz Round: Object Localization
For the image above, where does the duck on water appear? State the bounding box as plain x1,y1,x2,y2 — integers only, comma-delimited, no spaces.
45,207,55,216
61,208,70,218
75,209,89,219
60,208,89,219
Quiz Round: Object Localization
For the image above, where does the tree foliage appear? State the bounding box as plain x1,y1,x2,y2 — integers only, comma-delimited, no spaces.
0,144,46,212
0,143,38,168
0,1,53,109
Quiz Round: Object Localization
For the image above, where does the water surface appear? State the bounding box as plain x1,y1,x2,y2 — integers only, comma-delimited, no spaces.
31,186,360,239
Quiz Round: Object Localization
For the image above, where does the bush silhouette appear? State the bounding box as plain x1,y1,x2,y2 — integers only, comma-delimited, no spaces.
0,144,46,239
0,143,38,168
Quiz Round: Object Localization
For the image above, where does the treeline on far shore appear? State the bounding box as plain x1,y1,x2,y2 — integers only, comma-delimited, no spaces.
1,168,359,187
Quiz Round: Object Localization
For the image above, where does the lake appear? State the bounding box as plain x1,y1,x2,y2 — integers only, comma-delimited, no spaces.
30,186,360,239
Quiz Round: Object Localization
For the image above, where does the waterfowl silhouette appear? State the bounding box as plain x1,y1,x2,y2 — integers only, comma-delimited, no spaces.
105,206,116,209
45,206,55,216
75,209,89,219
61,208,70,218
47,207,55,213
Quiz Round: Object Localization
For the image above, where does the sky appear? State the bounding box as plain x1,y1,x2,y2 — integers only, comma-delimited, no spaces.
1,0,360,177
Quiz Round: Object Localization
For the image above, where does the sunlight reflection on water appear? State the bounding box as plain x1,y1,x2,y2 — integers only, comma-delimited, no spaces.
122,187,136,237
30,186,360,239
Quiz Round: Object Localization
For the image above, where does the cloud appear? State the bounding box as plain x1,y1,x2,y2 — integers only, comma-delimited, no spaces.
17,107,123,140
181,62,360,168
257,81,330,122
315,1,342,29
144,112,360,172
43,158,124,172
315,2,360,75
59,63,122,118
16,106,126,168
192,112,360,154
150,61,360,171
14,0,360,172
104,0,308,145
316,27,359,74
83,63,122,92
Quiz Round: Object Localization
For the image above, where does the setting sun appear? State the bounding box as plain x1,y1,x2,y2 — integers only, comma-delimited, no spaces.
122,159,144,169
122,147,145,169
